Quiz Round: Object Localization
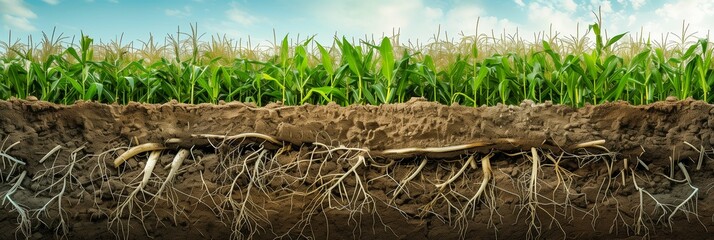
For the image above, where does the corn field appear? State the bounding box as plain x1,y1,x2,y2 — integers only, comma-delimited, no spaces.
2,20,714,107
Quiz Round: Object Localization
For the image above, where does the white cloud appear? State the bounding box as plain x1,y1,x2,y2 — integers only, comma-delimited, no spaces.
524,1,589,37
562,0,578,12
576,0,714,44
654,0,714,23
630,0,645,9
590,0,613,13
441,5,512,37
647,0,714,38
42,0,59,5
165,6,191,18
2,14,36,31
165,9,180,16
295,0,532,44
627,15,636,26
309,0,495,41
0,0,36,18
206,0,714,47
602,0,613,12
0,0,37,31
226,2,258,26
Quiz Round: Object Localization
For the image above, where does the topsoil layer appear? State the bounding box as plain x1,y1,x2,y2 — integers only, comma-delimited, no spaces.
0,98,713,239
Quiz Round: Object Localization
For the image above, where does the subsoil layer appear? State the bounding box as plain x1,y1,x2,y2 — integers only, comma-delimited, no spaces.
1,98,714,239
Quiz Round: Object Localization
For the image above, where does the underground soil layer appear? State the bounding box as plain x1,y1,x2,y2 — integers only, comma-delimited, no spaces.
1,98,713,239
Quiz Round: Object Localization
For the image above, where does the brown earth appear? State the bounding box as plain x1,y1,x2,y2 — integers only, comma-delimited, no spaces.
1,98,713,239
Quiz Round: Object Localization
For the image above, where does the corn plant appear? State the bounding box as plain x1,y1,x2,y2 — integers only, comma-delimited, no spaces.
3,20,714,107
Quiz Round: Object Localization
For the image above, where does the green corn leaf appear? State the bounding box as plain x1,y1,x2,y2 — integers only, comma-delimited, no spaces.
379,37,394,81
124,77,136,91
64,76,84,95
604,32,628,50
64,47,82,64
474,65,489,91
301,86,346,104
378,37,395,102
631,49,651,66
341,38,361,78
280,35,289,67
589,23,603,53
682,44,698,59
261,72,285,89
471,43,479,59
363,85,376,104
85,82,103,101
295,45,307,68
317,43,334,77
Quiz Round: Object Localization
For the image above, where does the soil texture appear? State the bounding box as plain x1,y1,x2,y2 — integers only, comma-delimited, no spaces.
1,98,713,239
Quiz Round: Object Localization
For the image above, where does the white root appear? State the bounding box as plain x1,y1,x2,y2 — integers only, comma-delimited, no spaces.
683,141,705,171
463,153,493,210
38,145,63,164
697,146,705,171
326,155,366,195
3,141,20,152
0,151,25,165
392,158,427,201
110,150,162,238
631,171,646,235
2,171,30,237
381,141,498,155
469,155,478,169
0,146,25,182
631,170,668,235
140,151,162,189
529,148,539,202
237,150,272,239
454,153,497,238
294,151,376,239
631,162,702,235
113,143,165,167
527,147,540,238
574,139,608,151
679,162,693,185
3,170,26,203
32,146,83,237
218,149,272,239
669,156,675,179
10,133,710,239
155,149,189,197
668,162,700,228
637,158,649,171
192,133,281,144
622,158,628,186
402,158,428,184
434,155,475,189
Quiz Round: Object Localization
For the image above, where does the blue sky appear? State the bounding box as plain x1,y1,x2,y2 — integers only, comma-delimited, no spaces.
0,0,712,46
